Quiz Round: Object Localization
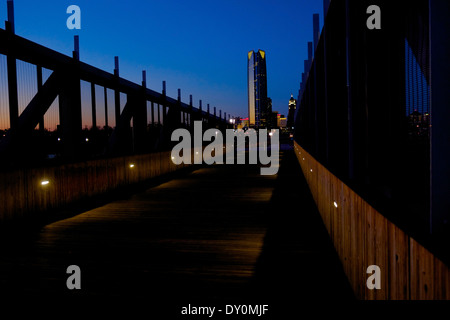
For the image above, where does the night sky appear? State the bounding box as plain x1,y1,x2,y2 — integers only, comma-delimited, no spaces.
1,0,324,122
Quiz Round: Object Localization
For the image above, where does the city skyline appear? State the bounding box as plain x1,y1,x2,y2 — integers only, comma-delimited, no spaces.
0,0,324,130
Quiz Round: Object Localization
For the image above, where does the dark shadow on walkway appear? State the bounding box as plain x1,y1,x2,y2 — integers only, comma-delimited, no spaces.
250,146,355,315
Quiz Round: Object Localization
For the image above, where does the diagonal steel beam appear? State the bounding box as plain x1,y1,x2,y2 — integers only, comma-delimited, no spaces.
0,71,61,155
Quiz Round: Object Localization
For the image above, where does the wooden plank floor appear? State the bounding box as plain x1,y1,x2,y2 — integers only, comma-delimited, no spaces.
0,146,354,314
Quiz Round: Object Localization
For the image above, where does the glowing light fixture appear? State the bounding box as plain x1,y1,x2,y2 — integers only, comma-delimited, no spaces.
129,164,135,168
333,201,338,208
41,180,50,186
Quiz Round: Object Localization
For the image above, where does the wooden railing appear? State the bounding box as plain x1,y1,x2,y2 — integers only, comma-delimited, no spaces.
294,141,450,300
0,151,189,224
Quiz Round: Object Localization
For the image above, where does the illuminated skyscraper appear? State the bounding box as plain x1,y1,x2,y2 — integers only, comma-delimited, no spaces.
248,50,268,128
287,94,297,129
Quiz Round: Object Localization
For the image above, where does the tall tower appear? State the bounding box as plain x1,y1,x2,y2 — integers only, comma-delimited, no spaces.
287,94,297,129
248,50,268,128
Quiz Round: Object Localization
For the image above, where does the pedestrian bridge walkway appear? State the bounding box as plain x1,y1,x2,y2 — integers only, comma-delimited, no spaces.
0,145,354,314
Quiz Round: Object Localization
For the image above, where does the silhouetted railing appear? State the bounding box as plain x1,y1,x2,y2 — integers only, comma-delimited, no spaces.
0,14,231,169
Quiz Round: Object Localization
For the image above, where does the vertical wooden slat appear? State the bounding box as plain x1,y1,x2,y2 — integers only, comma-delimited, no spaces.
352,190,365,298
374,208,388,299
410,238,434,300
342,184,352,287
333,175,345,261
433,256,450,300
323,165,332,235
388,222,409,300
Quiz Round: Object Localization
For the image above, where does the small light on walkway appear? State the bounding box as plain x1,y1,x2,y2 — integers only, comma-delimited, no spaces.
129,164,135,168
41,180,50,186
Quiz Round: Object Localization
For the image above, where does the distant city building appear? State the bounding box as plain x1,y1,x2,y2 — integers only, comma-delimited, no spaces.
234,117,250,130
248,50,269,128
270,111,278,129
278,114,287,128
407,110,430,137
274,112,287,128
287,94,297,129
272,111,279,127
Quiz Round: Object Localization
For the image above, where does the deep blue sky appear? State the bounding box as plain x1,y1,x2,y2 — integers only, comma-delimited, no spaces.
2,0,324,119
